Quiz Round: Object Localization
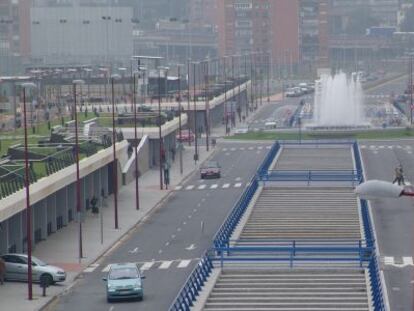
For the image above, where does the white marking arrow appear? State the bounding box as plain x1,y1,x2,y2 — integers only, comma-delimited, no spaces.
128,247,138,254
185,244,196,251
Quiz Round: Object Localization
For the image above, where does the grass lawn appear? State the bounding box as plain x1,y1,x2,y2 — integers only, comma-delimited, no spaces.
228,128,414,141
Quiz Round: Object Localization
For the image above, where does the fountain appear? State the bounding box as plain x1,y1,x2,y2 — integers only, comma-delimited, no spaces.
311,71,367,128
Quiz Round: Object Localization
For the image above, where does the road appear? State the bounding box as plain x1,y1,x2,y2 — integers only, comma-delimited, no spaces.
360,139,414,311
53,141,270,311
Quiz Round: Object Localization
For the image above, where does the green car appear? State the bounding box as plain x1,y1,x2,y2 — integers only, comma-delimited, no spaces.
103,263,145,302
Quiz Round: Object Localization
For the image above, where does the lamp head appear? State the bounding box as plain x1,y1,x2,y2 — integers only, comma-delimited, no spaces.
21,82,37,89
72,79,85,85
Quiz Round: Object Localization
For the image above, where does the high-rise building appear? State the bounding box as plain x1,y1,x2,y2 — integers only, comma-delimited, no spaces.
0,0,31,75
217,0,299,71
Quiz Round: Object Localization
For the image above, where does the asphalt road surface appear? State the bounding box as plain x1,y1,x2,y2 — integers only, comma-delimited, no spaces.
53,141,269,311
360,139,414,311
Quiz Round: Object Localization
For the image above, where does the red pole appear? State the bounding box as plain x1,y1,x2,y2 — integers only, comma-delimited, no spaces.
111,78,119,229
73,83,83,262
133,72,140,210
23,88,33,300
158,69,164,190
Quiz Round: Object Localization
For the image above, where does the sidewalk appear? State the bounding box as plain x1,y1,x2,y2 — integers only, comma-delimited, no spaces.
0,144,213,311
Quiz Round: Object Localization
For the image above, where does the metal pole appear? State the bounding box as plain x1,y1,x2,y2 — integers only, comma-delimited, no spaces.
410,56,413,125
224,57,228,135
133,71,140,210
187,59,191,146
231,55,235,127
23,88,33,300
205,60,210,151
73,83,83,263
250,54,254,111
245,55,249,118
111,78,119,229
193,62,198,163
267,52,270,104
178,66,183,175
158,69,164,190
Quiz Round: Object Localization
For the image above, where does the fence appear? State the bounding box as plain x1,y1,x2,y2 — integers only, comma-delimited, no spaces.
258,169,362,184
169,252,214,311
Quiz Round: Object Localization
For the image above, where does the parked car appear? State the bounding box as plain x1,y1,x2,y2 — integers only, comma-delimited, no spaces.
176,130,195,142
0,253,66,285
234,126,249,134
103,263,145,302
200,161,221,179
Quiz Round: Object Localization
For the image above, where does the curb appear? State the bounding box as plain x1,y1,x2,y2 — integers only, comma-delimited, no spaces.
38,148,216,311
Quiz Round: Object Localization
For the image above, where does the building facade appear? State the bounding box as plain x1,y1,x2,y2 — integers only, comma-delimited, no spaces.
217,0,300,75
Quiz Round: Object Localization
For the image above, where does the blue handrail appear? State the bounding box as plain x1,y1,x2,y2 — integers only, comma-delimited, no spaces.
258,169,363,183
169,252,214,311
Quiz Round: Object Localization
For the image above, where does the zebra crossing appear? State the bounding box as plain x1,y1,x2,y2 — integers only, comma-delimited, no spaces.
84,258,199,274
360,144,413,154
381,256,414,268
175,181,248,191
221,145,271,152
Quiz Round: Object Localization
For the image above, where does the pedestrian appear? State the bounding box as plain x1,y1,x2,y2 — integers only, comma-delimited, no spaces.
393,166,404,185
0,257,5,285
399,165,405,185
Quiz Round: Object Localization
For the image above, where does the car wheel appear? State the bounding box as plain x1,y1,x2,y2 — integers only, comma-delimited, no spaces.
200,175,204,179
107,297,112,303
217,173,221,178
40,273,54,286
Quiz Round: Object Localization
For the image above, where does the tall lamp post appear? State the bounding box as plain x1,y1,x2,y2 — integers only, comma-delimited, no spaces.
193,62,199,163
72,79,85,263
111,74,121,229
158,66,169,189
132,70,140,210
177,65,184,174
21,82,37,300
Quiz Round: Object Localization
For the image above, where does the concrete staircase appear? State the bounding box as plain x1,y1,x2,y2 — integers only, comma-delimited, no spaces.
203,269,370,311
240,187,362,241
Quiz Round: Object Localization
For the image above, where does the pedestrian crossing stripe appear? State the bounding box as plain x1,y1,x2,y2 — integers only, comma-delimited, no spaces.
175,182,246,191
198,184,206,190
360,145,414,151
381,256,414,267
97,259,198,273
222,183,230,188
234,183,242,188
210,184,218,189
175,186,183,191
185,185,194,190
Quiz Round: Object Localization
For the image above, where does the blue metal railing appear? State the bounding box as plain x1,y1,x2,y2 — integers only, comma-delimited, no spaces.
258,169,363,184
212,243,374,268
257,142,280,176
213,177,258,249
353,141,386,310
169,252,214,311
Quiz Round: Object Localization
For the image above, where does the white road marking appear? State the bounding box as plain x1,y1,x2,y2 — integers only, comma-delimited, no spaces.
248,147,254,150
175,185,183,190
230,147,236,151
379,146,385,149
407,151,412,154
222,148,228,151
257,146,263,150
159,261,173,269
225,152,230,156
360,145,366,149
265,146,271,149
403,257,414,266
387,146,393,149
210,184,218,189
235,177,242,181
185,185,194,190
84,263,100,273
198,184,206,190
239,147,245,150
177,260,192,268
128,247,139,254
140,262,155,270
102,264,111,273
165,242,170,246
222,183,230,188
384,257,394,265
396,145,402,149
185,244,196,250
406,146,412,149
234,183,242,188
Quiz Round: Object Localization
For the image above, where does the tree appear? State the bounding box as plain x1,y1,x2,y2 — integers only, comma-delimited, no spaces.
401,5,414,32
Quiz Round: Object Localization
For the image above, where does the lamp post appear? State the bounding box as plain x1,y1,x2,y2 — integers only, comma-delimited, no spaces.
187,59,192,146
72,79,85,263
177,65,184,174
111,74,121,229
21,82,37,300
223,56,228,135
132,71,140,210
204,59,210,152
193,62,199,164
267,52,270,104
158,66,169,189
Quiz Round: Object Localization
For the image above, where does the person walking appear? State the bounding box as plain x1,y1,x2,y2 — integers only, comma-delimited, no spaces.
0,257,6,285
393,165,405,185
399,165,406,185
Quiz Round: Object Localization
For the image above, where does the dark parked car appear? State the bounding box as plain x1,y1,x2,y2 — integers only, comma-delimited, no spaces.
200,161,221,179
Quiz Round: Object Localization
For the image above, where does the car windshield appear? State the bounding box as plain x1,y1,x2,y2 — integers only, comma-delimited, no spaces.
205,162,218,168
31,257,47,266
109,267,139,280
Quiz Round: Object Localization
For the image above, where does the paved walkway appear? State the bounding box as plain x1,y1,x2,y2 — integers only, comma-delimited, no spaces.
0,91,278,311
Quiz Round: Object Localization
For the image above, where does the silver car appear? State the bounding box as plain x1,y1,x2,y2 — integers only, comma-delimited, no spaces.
1,253,66,285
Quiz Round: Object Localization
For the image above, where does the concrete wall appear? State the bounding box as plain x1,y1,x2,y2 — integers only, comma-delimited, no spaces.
122,135,150,185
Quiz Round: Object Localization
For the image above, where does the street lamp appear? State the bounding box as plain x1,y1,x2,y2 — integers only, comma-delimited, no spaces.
21,82,37,300
177,64,184,174
193,62,199,163
72,79,85,263
111,74,121,229
158,66,169,189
